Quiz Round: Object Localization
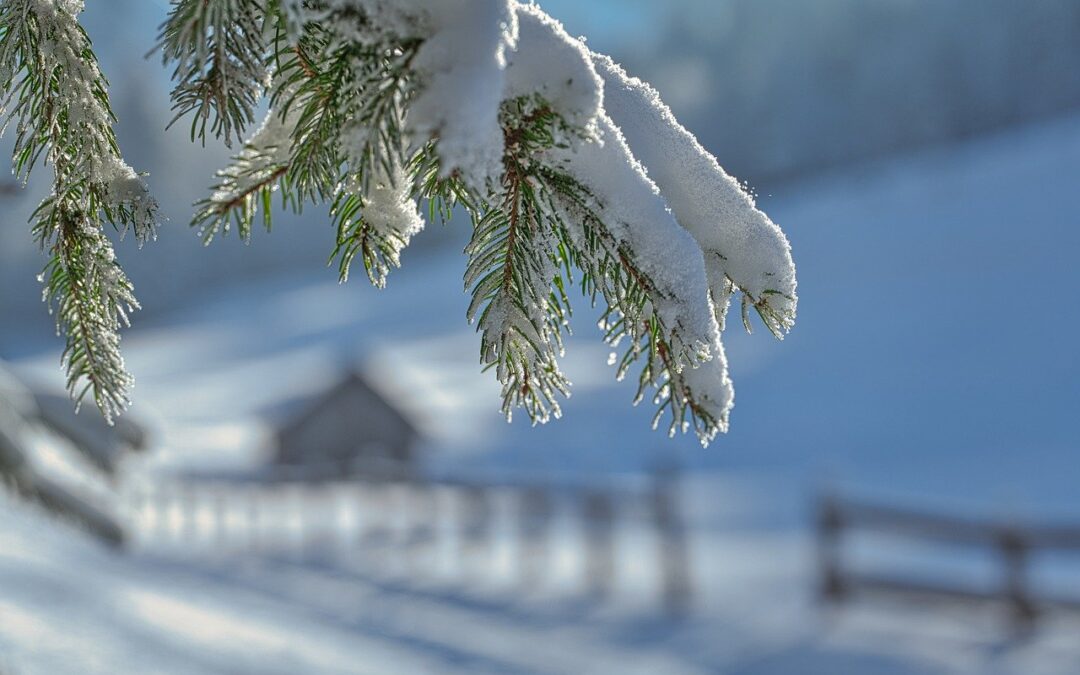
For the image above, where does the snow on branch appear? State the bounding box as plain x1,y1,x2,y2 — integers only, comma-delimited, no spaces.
543,111,734,440
193,100,299,243
592,54,797,337
331,159,424,288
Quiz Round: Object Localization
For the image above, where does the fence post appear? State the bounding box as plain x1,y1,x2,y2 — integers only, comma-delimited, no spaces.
182,482,199,546
302,482,331,557
212,488,228,549
583,490,616,599
817,493,845,602
404,482,437,575
357,481,393,559
518,487,552,587
1000,528,1036,634
461,485,493,576
125,486,148,547
652,463,692,616
246,485,261,552
288,483,306,557
162,483,179,545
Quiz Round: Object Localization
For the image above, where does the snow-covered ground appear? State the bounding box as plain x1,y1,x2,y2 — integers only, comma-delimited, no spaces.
3,112,1080,673
4,471,1080,675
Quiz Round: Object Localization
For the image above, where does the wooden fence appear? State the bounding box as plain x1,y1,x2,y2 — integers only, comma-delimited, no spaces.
817,493,1080,633
125,466,694,615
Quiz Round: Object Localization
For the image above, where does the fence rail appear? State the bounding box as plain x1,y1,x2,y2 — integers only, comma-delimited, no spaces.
817,493,1080,632
125,467,694,615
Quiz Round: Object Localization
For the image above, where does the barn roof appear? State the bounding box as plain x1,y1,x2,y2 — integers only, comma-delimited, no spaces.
273,370,419,442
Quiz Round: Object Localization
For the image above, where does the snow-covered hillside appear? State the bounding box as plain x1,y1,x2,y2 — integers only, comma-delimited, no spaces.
547,0,1080,182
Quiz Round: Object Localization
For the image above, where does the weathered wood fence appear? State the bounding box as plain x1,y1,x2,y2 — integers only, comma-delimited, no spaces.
125,467,694,614
818,493,1080,633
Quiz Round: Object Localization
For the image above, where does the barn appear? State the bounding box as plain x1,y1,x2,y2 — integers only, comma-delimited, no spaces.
272,371,418,480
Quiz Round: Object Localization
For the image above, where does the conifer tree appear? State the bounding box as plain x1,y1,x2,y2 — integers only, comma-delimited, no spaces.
0,0,798,446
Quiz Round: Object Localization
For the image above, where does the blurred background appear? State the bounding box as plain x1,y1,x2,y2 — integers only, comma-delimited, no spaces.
2,1,1080,673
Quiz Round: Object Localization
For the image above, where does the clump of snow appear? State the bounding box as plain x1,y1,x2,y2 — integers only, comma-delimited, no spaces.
93,155,158,245
208,103,296,220
356,0,520,190
502,4,602,134
357,162,425,273
553,112,721,365
678,352,734,439
592,53,797,333
275,0,518,189
238,102,298,172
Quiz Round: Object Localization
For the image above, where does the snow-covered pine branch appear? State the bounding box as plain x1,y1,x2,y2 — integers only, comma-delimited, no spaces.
1,0,797,445
0,0,158,423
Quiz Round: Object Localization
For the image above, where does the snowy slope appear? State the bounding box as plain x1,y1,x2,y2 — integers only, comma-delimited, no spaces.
739,112,1080,516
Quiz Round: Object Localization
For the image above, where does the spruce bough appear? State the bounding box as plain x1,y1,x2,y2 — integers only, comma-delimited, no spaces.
0,0,798,446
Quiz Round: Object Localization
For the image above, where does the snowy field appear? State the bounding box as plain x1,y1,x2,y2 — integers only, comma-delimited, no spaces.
3,112,1080,673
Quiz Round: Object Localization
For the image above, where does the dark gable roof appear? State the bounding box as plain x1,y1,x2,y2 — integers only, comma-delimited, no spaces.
275,370,419,441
